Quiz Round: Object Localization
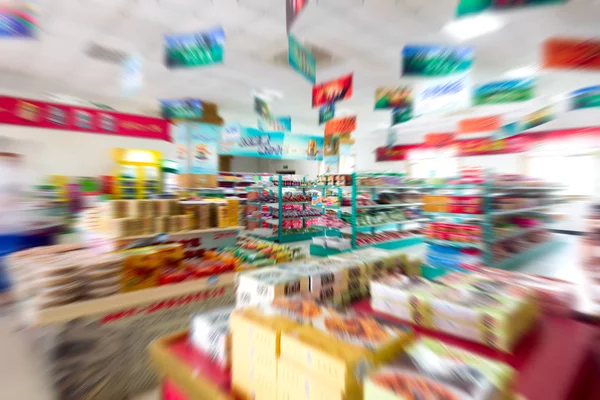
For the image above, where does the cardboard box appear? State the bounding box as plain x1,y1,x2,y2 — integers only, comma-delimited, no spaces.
193,174,218,189
237,268,309,303
364,338,515,400
278,262,346,292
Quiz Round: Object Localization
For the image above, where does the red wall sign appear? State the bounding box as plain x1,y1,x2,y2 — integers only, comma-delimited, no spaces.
0,96,171,141
376,128,600,162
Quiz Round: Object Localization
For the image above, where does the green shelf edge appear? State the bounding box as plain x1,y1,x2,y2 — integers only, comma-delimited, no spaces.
491,239,565,271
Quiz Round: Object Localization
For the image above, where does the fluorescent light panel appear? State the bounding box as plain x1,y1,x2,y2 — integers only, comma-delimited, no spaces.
444,14,505,41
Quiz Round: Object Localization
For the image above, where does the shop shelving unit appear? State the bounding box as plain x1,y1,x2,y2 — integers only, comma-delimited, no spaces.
422,176,565,271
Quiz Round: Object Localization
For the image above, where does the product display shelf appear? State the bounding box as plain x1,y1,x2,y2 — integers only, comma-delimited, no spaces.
351,173,427,250
493,238,566,271
423,175,564,271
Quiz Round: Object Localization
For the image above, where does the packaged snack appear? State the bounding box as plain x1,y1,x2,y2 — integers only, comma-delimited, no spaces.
364,338,515,400
278,262,345,292
237,268,309,306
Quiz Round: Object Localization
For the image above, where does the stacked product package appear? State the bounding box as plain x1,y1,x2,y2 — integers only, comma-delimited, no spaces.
371,272,539,352
364,338,516,400
190,307,235,368
230,297,413,400
236,268,310,307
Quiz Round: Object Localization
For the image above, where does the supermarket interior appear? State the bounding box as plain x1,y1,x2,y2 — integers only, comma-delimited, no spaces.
1,1,600,399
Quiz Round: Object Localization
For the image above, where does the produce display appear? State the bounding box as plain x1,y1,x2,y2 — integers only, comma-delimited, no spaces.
371,272,538,352
364,338,516,400
355,230,422,247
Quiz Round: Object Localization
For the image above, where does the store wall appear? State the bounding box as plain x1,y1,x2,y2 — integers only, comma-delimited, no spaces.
460,154,523,174
0,125,175,184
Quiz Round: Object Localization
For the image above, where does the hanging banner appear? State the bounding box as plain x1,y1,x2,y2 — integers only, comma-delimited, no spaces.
121,54,143,96
288,35,316,84
424,133,455,147
312,73,353,107
457,0,567,17
458,115,502,134
568,86,600,110
543,37,600,71
492,105,557,141
318,103,335,125
376,128,600,162
258,116,291,132
338,142,354,174
0,1,37,38
391,105,413,125
190,123,220,175
323,155,339,174
401,45,473,77
414,74,471,116
324,116,356,135
164,26,225,68
286,0,309,33
253,96,272,120
374,87,413,110
172,123,189,174
0,96,170,141
324,134,339,156
219,127,323,160
473,78,535,105
160,99,203,119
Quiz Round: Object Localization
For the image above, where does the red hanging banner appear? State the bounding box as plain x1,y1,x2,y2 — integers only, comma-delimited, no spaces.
0,96,171,141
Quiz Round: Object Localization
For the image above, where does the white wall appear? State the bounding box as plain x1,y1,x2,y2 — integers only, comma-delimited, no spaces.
1,124,175,184
460,154,523,174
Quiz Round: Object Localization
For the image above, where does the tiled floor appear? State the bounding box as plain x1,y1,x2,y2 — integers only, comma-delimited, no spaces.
0,233,594,400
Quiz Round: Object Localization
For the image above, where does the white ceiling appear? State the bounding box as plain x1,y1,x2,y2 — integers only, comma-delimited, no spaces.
1,0,600,137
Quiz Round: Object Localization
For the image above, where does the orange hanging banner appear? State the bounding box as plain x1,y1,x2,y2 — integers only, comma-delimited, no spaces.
542,37,600,71
458,115,501,134
424,132,455,147
324,116,356,135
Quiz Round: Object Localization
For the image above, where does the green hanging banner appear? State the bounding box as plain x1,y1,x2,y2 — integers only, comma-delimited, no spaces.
456,0,567,17
568,86,600,110
402,45,473,77
473,78,535,105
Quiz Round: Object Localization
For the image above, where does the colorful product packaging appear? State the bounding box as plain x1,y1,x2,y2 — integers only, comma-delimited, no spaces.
236,267,309,307
364,338,516,400
120,243,184,292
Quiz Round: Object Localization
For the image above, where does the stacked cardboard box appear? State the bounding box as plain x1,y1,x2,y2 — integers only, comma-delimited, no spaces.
371,272,538,352
236,267,309,307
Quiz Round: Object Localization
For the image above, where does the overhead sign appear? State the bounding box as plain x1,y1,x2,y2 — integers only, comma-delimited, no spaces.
568,86,600,110
286,0,309,33
258,116,292,132
318,103,335,125
402,45,473,77
458,116,502,134
414,74,471,116
164,26,225,68
543,37,600,71
160,99,203,119
473,78,535,105
0,1,37,38
312,73,353,107
219,127,323,161
374,87,412,110
288,35,316,84
457,0,567,17
324,116,356,135
0,96,170,141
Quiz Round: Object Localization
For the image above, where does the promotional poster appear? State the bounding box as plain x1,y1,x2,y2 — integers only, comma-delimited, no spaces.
568,86,600,110
288,35,316,84
413,74,471,116
0,1,37,38
160,99,203,119
473,78,535,105
164,26,225,68
543,37,600,71
324,116,356,135
402,45,473,77
172,123,190,174
374,87,413,109
190,123,220,175
312,73,353,107
391,105,413,125
318,103,335,124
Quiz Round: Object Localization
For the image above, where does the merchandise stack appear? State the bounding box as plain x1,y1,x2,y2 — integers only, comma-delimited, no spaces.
230,297,413,400
190,307,235,368
371,271,539,352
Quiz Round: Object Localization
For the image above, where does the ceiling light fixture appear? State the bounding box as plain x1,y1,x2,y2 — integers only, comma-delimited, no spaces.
505,65,538,78
443,14,504,41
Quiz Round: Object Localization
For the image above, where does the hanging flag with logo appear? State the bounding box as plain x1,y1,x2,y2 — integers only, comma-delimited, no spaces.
319,103,335,125
543,37,600,71
254,96,272,120
414,74,471,116
286,0,309,33
568,86,600,110
288,35,316,84
473,78,535,105
402,45,473,77
0,0,37,38
121,54,143,96
258,116,292,132
164,26,225,68
374,87,412,110
456,0,567,17
312,73,353,107
391,105,413,125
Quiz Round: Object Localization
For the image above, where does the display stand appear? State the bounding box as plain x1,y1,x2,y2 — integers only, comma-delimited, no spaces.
149,300,599,400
